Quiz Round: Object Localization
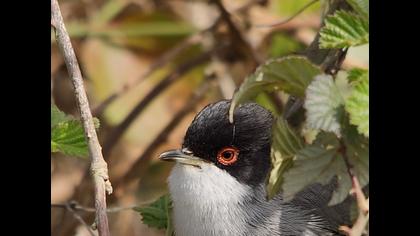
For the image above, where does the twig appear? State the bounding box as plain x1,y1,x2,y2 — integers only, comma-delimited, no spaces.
51,1,112,235
52,204,68,236
235,0,268,13
65,203,96,236
52,202,139,213
92,0,262,116
211,0,262,65
92,33,204,116
255,0,320,28
102,49,218,157
339,141,369,236
53,0,266,233
114,76,216,188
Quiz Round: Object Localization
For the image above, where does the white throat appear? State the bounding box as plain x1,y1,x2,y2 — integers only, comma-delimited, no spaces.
168,163,250,236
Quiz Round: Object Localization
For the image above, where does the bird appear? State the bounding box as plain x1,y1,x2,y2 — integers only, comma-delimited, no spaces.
159,100,350,236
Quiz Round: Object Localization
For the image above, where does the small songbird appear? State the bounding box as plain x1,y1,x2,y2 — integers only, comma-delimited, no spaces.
159,100,349,236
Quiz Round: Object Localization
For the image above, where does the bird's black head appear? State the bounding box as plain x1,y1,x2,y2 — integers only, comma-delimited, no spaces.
161,100,274,187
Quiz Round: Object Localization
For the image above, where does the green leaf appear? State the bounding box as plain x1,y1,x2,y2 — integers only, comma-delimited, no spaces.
229,56,321,122
267,118,305,199
320,10,369,49
273,118,305,158
134,194,171,230
51,120,89,158
304,74,345,136
346,0,369,19
267,151,293,199
347,68,368,84
345,72,369,137
282,144,349,203
282,128,368,205
51,104,102,157
51,104,69,128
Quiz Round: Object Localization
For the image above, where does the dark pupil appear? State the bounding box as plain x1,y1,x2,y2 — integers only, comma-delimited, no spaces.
222,151,232,159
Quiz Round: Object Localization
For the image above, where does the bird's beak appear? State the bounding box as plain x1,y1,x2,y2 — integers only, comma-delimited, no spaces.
159,149,204,168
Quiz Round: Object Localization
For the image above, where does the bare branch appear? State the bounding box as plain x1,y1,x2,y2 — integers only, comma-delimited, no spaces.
92,0,266,117
51,0,112,235
52,202,138,213
101,49,220,158
211,0,262,65
114,76,216,189
92,33,204,116
255,0,320,28
235,0,268,13
65,203,96,236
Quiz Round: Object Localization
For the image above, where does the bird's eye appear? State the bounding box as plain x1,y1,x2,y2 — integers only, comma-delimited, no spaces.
217,147,239,165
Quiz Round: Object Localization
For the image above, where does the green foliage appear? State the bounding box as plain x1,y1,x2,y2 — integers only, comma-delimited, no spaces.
51,120,89,157
229,56,321,122
272,0,320,16
269,33,304,58
134,194,173,234
51,104,69,127
347,68,368,83
320,10,369,48
282,142,350,205
346,0,369,19
345,69,369,137
51,104,100,158
229,39,369,204
304,74,345,136
282,128,368,205
267,118,304,199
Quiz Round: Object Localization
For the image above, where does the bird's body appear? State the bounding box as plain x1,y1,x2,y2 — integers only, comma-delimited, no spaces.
161,100,348,236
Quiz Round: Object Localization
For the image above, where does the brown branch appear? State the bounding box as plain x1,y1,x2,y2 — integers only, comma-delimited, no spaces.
53,1,264,233
211,0,262,66
255,0,320,28
52,204,68,235
92,33,204,116
114,76,216,189
92,0,263,117
339,141,369,236
64,203,96,236
52,202,138,213
102,49,218,158
51,1,112,235
235,0,268,13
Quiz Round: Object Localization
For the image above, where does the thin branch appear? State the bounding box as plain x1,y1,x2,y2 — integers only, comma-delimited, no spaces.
65,202,96,236
51,1,112,235
211,0,262,65
235,0,268,13
102,49,219,158
92,33,204,116
92,0,262,117
114,76,216,188
339,141,369,236
53,1,264,233
255,0,320,28
52,203,68,236
52,202,138,213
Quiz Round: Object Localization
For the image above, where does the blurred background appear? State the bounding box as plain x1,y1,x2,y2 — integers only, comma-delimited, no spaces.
51,0,368,235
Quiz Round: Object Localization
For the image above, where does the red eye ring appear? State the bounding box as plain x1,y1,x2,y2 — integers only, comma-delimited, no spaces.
217,147,239,165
